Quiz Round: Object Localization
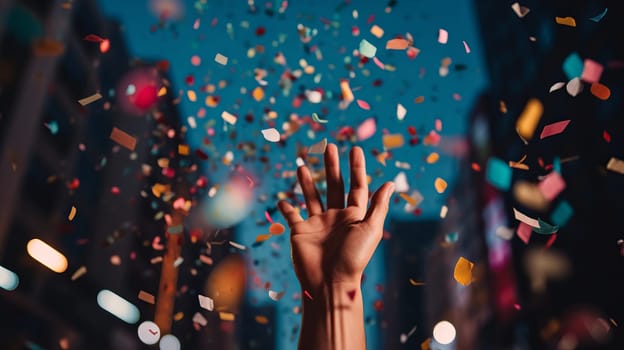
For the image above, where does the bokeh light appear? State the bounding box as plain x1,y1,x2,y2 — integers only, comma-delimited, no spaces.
433,320,456,345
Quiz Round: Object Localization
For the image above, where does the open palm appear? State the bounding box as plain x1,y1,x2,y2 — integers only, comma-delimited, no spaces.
278,144,394,291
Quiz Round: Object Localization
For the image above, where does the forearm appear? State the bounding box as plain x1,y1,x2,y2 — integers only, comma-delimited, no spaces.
298,281,366,350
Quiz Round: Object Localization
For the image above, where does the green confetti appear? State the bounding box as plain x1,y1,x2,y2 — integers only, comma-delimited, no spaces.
312,112,328,124
359,39,377,58
551,200,573,226
533,218,559,234
486,157,512,191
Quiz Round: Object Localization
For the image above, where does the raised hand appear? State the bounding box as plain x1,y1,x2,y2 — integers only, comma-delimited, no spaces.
278,143,394,290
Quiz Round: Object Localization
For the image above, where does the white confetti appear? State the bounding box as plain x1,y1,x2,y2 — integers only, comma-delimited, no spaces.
198,294,214,311
268,290,285,301
261,128,281,143
566,77,583,97
549,82,566,93
215,53,228,65
397,103,407,120
221,111,237,125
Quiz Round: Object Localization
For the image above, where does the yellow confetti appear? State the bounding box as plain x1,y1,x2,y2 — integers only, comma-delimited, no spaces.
555,16,576,27
382,134,405,149
151,183,171,198
205,96,219,107
68,206,77,221
434,178,447,194
340,79,354,103
157,86,167,97
426,152,439,164
178,144,190,156
187,90,197,102
173,312,184,321
408,278,425,286
516,98,543,140
252,86,264,101
453,256,474,286
219,312,235,321
370,24,384,38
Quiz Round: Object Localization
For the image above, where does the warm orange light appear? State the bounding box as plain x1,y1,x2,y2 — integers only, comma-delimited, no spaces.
27,239,68,273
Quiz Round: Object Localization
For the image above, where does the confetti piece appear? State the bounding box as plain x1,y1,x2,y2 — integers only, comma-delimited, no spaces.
606,157,624,175
486,157,512,191
386,38,409,50
359,39,377,58
356,99,370,110
409,279,425,286
269,223,285,235
440,205,448,218
198,295,214,311
540,120,571,139
382,134,404,149
268,290,285,301
173,257,183,267
549,82,565,93
434,178,447,194
84,34,105,42
229,241,246,250
306,90,322,103
566,77,583,96
193,312,208,326
261,128,281,142
516,222,532,244
357,118,377,141
78,92,102,106
563,52,583,80
255,233,272,243
513,208,540,228
555,16,576,27
99,39,110,53
453,257,474,286
421,337,431,350
511,2,530,18
538,171,566,201
221,111,237,125
304,290,313,300
589,8,608,22
109,127,137,151
397,103,407,120
370,24,384,38
219,312,235,321
214,53,228,65
399,193,418,206
308,138,328,154
445,232,459,243
311,113,328,124
550,201,573,226
339,80,354,104
590,83,610,100
437,29,448,44
255,315,269,324
462,40,471,54
581,59,603,83
68,206,77,221
71,266,87,281
403,190,424,211
138,291,155,304
426,152,439,164
496,226,514,240
393,172,409,192
252,86,264,101
533,218,559,234
513,181,548,210
516,98,543,140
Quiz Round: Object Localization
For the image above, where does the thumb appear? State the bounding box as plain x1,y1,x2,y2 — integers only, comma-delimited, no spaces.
363,182,394,229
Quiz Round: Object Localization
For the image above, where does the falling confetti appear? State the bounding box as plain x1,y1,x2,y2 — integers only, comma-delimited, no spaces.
453,257,474,286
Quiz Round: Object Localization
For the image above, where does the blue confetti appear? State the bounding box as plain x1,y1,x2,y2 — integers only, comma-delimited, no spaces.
551,200,573,226
553,156,561,174
486,157,512,191
589,8,608,23
45,121,59,135
563,52,583,80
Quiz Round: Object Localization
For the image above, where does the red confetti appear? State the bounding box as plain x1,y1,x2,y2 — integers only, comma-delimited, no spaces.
603,130,611,143
304,290,313,300
255,26,266,36
471,162,481,172
84,34,105,42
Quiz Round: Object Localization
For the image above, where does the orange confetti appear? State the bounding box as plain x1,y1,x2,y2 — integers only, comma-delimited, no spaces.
269,223,285,235
178,144,190,156
555,16,576,27
386,38,409,50
453,257,474,286
409,278,425,286
255,315,269,324
173,312,184,321
205,96,219,107
219,312,235,321
252,86,265,101
426,152,439,164
340,79,354,103
382,134,405,149
68,206,77,221
471,162,481,172
509,161,530,170
255,233,272,243
516,98,543,140
590,83,611,100
99,39,110,53
187,90,197,102
399,193,417,206
370,24,384,38
138,290,155,304
434,178,447,194
421,337,431,350
414,96,425,103
109,127,136,151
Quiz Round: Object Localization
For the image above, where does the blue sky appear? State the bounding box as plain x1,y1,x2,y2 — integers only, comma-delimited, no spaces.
98,0,488,348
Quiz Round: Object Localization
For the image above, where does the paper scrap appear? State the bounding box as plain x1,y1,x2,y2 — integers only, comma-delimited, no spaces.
261,128,280,143
269,290,285,301
511,2,530,18
71,266,87,281
308,138,328,154
453,257,474,286
549,82,565,93
513,208,540,228
563,52,583,80
516,98,543,139
555,16,576,27
538,172,566,201
437,29,448,44
370,24,384,38
393,172,409,193
357,118,376,141
68,206,77,221
382,134,404,149
516,222,532,244
386,38,409,50
540,120,571,139
486,157,512,191
551,200,573,226
215,53,228,65
221,111,237,125
396,103,407,120
566,77,583,96
110,127,137,151
606,157,624,175
581,59,603,83
434,178,447,194
359,39,377,58
78,93,102,106
356,99,370,110
198,294,214,311
462,40,471,53
138,291,155,304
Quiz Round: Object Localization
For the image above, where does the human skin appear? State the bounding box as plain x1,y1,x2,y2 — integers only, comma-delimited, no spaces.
278,143,395,350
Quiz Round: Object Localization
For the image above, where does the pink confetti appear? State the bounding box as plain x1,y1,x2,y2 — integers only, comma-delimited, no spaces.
545,234,558,249
372,57,385,70
538,171,566,201
581,59,603,83
264,210,274,224
438,29,448,44
356,118,376,141
356,99,371,110
304,290,313,300
517,222,532,244
540,120,571,139
462,40,471,53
